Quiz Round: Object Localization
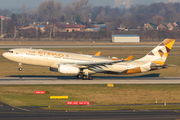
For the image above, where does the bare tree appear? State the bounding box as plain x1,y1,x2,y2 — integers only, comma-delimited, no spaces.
27,8,38,22
115,17,123,27
122,19,138,29
96,9,106,22
72,0,93,23
64,3,76,23
17,14,23,28
3,19,16,37
14,26,17,39
38,0,62,22
153,15,165,25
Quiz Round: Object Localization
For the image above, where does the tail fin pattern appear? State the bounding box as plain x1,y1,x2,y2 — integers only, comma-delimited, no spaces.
137,38,175,65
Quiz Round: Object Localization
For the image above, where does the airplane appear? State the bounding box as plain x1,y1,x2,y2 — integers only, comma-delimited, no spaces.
2,38,175,80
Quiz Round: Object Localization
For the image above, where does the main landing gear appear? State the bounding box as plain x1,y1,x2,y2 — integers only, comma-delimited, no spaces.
18,63,22,71
77,73,93,80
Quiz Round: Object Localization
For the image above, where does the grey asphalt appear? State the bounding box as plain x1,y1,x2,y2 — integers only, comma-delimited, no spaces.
1,45,180,49
0,102,180,120
0,76,180,85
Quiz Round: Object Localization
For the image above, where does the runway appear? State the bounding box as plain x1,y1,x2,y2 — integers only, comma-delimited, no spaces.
0,77,180,85
1,79,180,120
1,45,180,48
0,101,180,120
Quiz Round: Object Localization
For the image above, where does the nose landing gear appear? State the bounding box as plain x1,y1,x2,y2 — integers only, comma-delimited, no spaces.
18,63,22,71
19,67,22,71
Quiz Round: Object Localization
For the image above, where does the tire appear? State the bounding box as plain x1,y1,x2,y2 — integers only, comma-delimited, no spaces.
88,76,93,80
19,67,22,71
77,74,82,79
82,75,87,80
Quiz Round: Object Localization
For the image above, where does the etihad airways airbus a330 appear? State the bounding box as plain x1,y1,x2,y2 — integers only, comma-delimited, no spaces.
2,38,175,80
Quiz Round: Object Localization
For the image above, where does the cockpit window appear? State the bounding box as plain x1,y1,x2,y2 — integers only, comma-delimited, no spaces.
7,51,13,53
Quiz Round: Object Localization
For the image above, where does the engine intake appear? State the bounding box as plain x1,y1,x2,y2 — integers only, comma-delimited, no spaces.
49,67,58,72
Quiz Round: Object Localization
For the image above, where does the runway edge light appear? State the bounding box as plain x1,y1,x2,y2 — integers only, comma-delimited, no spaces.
107,83,114,87
46,91,50,94
50,96,68,99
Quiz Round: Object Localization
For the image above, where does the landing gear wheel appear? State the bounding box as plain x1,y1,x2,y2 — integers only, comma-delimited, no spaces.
19,67,22,71
88,76,93,80
82,75,87,80
77,74,83,79
18,63,22,71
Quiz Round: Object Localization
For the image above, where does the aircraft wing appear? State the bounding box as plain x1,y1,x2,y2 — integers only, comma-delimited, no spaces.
74,60,124,68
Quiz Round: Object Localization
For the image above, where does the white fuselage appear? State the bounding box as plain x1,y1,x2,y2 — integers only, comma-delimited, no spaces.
2,48,150,75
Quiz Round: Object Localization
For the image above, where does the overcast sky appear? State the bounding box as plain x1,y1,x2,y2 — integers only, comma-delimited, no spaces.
0,0,180,9
0,0,114,9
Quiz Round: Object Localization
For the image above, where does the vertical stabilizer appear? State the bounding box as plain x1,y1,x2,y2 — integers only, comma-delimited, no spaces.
136,38,175,65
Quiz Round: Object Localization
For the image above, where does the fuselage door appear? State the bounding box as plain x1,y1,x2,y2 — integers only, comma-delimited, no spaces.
44,52,48,60
18,50,24,57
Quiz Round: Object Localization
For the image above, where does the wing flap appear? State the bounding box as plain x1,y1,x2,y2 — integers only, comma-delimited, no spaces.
74,60,124,68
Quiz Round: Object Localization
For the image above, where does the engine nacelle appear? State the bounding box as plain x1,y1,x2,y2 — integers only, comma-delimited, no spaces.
58,64,80,74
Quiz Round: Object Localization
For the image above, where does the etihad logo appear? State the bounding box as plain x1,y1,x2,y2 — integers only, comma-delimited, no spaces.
38,51,64,57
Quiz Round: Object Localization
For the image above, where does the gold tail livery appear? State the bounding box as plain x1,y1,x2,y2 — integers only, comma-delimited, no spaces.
2,38,175,80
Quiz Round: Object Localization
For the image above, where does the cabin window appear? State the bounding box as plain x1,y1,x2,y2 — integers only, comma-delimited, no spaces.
7,51,13,53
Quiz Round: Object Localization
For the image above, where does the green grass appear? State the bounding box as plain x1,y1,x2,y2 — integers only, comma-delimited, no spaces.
1,84,180,107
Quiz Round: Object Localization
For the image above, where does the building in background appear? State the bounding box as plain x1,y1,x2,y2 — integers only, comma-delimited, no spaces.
114,0,180,8
112,35,140,43
114,0,133,8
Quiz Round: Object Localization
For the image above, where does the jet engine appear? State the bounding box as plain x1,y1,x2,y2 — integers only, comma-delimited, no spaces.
58,64,80,74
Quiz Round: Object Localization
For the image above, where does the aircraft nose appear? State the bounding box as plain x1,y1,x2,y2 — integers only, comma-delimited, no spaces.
2,52,7,57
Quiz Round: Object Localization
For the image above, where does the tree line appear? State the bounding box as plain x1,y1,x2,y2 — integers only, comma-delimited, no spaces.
1,1,180,27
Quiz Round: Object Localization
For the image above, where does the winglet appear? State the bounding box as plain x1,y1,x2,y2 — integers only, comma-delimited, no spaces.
94,51,101,56
125,56,133,60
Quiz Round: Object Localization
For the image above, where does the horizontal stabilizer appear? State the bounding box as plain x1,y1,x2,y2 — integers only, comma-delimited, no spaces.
150,64,176,70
